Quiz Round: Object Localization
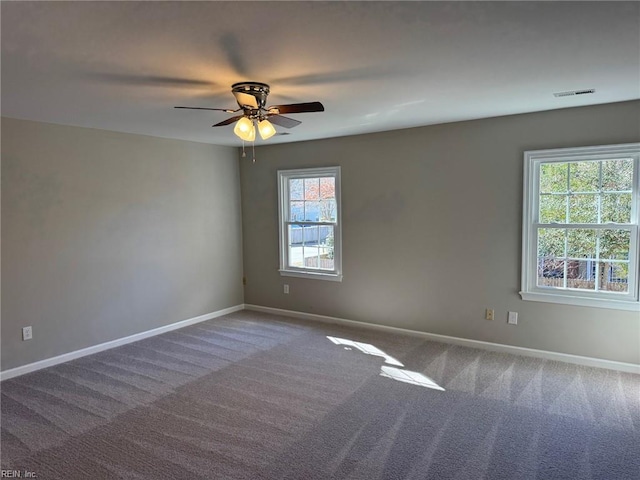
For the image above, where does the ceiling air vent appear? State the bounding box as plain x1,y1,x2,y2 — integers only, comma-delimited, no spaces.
553,89,595,98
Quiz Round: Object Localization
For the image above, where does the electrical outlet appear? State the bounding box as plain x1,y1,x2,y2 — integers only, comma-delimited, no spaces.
485,309,494,321
22,326,33,341
508,311,518,325
284,284,289,294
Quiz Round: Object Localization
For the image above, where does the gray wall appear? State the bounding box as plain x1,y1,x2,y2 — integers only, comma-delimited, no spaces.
241,101,640,365
2,118,244,371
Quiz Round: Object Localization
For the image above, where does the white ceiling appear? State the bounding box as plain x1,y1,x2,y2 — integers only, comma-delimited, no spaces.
2,1,639,147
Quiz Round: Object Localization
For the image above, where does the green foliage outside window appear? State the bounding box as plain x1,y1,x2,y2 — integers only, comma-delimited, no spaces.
537,159,633,290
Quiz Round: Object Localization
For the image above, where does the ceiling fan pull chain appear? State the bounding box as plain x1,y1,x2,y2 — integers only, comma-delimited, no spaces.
241,140,246,158
252,141,256,163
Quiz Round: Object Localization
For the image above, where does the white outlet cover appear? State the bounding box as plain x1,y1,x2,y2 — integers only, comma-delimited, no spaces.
22,326,33,340
508,312,518,325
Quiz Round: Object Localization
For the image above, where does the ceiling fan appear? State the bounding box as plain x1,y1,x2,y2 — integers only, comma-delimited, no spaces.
175,81,324,141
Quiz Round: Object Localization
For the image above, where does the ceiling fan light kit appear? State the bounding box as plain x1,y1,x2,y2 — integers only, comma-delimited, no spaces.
233,117,256,142
257,119,277,140
175,81,325,157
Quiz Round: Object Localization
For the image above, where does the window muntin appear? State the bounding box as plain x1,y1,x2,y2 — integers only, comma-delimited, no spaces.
521,144,640,310
278,167,342,280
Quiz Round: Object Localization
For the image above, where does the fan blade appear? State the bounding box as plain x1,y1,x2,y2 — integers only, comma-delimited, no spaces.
219,33,250,77
175,106,238,112
268,102,324,115
212,115,244,127
272,67,385,86
88,72,217,88
267,114,302,129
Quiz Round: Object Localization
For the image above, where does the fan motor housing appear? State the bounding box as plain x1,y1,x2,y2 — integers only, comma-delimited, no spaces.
232,82,270,111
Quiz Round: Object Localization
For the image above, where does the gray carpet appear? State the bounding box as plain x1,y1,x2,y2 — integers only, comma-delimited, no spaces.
1,310,639,479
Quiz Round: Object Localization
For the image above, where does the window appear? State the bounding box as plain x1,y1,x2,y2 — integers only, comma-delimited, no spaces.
278,166,342,281
521,143,640,310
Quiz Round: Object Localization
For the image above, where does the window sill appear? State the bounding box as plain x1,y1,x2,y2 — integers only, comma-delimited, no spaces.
279,269,343,282
519,291,640,311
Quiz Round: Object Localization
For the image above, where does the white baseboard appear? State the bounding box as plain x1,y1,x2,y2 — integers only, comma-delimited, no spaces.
0,304,245,381
4,303,637,380
244,304,640,374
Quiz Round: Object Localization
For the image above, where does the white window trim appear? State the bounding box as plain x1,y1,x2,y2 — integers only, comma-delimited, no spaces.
520,143,640,311
278,166,343,281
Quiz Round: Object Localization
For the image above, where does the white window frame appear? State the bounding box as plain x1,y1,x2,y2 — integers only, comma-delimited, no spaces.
278,166,342,281
521,143,640,311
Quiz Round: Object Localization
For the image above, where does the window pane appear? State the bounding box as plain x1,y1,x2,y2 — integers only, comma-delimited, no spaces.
288,245,304,267
600,262,629,293
539,195,567,223
290,201,304,221
540,163,568,193
601,193,632,223
303,244,321,269
602,159,633,191
599,230,630,260
569,194,598,223
322,227,335,263
289,179,303,200
320,177,336,199
569,161,599,192
566,260,596,290
305,225,320,245
287,224,304,267
322,256,335,271
319,199,337,222
288,224,304,245
304,178,320,200
567,229,596,259
304,201,321,221
537,258,565,288
538,228,566,257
